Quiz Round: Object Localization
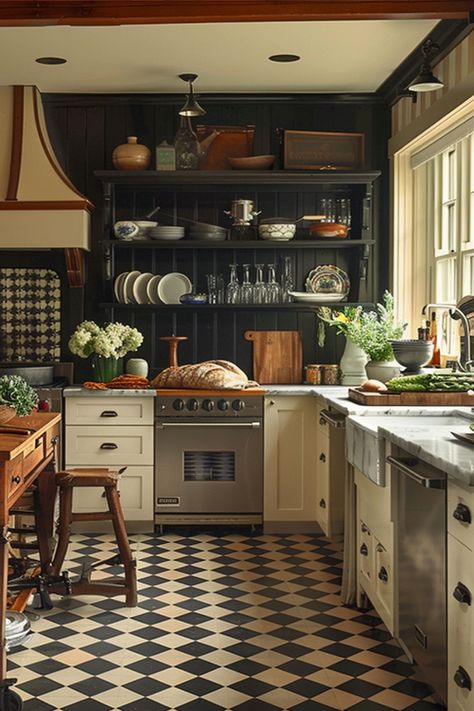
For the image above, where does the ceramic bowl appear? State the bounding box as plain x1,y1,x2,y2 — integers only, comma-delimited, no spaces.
133,220,158,238
390,339,434,374
113,221,139,240
309,222,350,239
179,292,208,305
228,155,275,170
258,223,296,241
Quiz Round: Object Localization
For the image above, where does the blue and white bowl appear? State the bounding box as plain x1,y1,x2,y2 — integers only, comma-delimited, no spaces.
179,293,208,305
113,221,139,240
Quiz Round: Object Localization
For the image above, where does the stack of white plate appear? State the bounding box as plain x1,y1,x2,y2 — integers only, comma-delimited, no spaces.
5,612,31,651
149,226,185,241
114,271,192,305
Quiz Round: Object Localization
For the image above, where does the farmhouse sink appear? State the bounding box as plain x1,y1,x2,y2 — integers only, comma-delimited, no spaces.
346,413,474,486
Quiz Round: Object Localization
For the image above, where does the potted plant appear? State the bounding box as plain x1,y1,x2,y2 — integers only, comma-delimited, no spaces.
68,321,144,383
0,375,39,424
317,305,368,385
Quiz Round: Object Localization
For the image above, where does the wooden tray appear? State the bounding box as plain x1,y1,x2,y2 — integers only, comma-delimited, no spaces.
348,388,474,406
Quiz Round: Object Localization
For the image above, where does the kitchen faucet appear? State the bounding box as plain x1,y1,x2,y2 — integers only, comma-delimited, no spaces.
421,303,472,371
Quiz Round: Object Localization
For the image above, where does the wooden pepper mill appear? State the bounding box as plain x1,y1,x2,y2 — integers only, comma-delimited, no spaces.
160,335,188,367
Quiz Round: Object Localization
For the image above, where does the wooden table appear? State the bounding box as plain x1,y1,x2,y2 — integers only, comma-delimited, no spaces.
0,412,61,707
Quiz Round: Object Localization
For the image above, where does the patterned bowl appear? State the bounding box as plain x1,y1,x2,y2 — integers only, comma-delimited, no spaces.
258,223,296,241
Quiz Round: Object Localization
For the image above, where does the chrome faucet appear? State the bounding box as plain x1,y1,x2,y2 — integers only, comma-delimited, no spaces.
421,303,472,371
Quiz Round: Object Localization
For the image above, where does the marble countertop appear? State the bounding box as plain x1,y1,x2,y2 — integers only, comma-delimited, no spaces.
64,386,156,397
379,418,474,487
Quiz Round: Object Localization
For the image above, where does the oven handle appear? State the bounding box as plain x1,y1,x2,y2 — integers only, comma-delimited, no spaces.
386,455,446,489
320,409,346,429
156,422,261,429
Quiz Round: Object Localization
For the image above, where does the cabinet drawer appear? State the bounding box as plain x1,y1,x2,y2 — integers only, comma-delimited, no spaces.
66,397,154,426
448,481,474,551
448,533,474,710
66,426,153,465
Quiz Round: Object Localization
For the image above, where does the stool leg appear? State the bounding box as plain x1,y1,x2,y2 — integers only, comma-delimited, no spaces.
105,486,137,606
50,487,73,576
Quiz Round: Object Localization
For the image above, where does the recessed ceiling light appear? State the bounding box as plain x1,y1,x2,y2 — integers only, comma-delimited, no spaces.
35,57,67,65
268,54,300,63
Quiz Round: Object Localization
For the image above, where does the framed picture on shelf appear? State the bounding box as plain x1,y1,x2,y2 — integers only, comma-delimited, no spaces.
283,130,365,170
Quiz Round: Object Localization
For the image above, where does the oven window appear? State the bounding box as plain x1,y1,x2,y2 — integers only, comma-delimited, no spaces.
184,451,235,481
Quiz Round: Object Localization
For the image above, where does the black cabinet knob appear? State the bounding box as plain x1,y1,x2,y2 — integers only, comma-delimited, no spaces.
319,452,326,463
378,566,388,582
319,417,326,426
360,543,368,556
187,399,199,411
202,399,214,412
454,666,472,690
100,442,118,450
217,399,229,411
319,498,326,509
232,399,245,411
453,503,472,524
11,475,21,485
173,399,185,411
453,582,472,605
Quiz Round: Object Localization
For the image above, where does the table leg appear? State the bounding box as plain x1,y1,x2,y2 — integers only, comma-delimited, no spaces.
34,460,57,573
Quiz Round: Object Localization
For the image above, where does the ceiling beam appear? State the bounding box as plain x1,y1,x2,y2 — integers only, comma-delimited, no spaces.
0,0,471,26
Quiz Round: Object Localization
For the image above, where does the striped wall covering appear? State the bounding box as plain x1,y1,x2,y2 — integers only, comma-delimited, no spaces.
392,30,474,137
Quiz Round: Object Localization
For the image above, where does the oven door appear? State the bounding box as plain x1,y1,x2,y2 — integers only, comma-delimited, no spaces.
155,418,262,514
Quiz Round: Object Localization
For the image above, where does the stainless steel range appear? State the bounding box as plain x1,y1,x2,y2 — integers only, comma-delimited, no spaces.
155,391,263,528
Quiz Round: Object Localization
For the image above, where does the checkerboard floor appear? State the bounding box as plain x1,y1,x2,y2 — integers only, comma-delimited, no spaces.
8,531,446,710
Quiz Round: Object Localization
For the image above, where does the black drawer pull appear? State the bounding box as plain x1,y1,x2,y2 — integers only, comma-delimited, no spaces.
454,666,472,690
453,582,472,605
100,442,118,450
319,453,326,463
360,543,368,556
453,503,472,524
378,566,388,582
11,475,21,485
100,410,118,418
319,498,326,509
361,523,369,533
319,417,326,426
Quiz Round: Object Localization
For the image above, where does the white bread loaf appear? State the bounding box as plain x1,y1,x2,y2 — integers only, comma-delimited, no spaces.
151,360,253,389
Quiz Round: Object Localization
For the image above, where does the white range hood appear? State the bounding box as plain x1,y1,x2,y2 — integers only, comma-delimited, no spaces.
0,85,91,250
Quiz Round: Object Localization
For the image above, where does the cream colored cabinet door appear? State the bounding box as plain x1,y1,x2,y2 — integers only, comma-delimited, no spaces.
448,532,474,710
264,396,318,531
65,425,153,466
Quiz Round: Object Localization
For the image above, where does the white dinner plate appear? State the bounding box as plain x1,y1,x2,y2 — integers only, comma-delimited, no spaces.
289,291,346,303
122,270,141,304
146,275,163,304
114,272,128,303
132,272,154,304
157,272,193,304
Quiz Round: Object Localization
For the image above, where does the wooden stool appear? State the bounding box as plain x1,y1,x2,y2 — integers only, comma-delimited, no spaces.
50,467,137,606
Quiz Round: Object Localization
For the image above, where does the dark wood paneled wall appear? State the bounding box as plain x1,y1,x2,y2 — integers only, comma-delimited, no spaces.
40,92,390,380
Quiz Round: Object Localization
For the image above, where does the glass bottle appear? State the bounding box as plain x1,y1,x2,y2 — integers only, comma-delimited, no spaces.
174,116,200,170
241,264,253,304
225,264,240,304
280,256,294,303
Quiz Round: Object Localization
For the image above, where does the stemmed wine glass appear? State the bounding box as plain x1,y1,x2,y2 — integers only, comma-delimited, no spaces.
225,264,240,304
281,256,294,303
240,264,253,304
264,264,281,304
253,264,265,304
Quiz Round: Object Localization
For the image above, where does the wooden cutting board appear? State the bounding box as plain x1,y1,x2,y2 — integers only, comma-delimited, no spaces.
244,330,302,384
348,387,474,406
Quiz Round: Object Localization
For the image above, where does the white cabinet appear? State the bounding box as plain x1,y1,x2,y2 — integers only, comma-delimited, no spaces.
264,396,318,532
65,395,154,531
354,466,395,634
448,480,474,710
315,404,345,539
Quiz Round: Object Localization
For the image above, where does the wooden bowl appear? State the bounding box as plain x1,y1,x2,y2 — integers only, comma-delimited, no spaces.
309,222,350,239
228,155,275,170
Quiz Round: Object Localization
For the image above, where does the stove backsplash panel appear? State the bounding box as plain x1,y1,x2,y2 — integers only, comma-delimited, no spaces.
0,269,61,362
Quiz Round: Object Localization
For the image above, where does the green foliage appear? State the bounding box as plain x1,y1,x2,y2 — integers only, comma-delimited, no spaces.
0,375,38,416
387,372,474,392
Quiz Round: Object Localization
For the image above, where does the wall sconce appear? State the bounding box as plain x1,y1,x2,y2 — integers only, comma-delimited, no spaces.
178,73,206,117
408,39,444,93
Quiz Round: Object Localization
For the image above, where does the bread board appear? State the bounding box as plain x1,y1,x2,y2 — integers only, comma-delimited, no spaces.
244,330,302,384
348,387,474,406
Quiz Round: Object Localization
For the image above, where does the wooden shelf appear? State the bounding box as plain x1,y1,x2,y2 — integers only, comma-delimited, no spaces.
100,302,372,311
104,239,374,250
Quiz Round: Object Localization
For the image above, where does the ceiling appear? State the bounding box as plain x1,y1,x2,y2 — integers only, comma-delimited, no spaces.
0,19,439,93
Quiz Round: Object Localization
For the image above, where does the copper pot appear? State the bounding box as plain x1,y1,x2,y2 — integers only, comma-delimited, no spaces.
309,222,350,239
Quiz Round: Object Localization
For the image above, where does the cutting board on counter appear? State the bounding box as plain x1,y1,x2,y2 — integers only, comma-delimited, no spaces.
349,387,474,406
244,330,302,384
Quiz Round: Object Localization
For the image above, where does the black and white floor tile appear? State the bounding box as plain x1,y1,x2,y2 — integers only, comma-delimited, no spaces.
8,532,445,710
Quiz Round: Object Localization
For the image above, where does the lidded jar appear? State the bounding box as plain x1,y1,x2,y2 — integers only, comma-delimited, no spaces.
112,136,151,171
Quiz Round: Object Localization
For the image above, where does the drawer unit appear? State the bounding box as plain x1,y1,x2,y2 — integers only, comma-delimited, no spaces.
448,533,474,710
448,480,474,552
65,426,153,466
66,397,154,426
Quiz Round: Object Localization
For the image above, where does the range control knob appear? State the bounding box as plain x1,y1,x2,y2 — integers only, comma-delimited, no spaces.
202,399,214,412
187,398,199,411
173,398,185,411
232,399,245,412
217,399,229,411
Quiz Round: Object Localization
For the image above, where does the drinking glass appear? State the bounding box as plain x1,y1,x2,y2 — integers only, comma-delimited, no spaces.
206,274,217,304
253,264,265,304
225,264,240,304
281,256,294,303
240,264,253,304
264,264,281,304
216,274,225,304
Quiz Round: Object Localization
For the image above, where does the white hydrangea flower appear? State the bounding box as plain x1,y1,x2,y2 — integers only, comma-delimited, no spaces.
68,321,144,360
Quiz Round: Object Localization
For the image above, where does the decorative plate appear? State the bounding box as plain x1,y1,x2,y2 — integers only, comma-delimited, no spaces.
146,275,163,304
132,273,154,304
157,273,193,304
305,265,350,296
289,291,346,303
122,270,141,304
114,272,128,303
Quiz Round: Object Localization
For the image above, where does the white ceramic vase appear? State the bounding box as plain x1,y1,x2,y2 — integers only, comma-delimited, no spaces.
126,358,149,378
339,338,368,386
365,360,401,383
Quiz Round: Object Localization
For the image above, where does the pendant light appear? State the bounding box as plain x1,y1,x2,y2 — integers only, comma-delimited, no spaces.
408,39,444,93
178,73,206,117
